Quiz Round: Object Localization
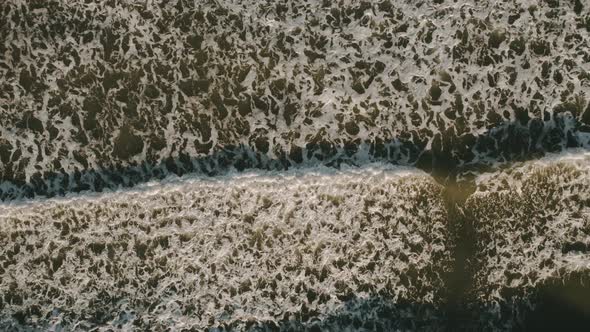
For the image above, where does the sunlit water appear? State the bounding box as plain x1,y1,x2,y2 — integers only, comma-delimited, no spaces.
1,0,589,330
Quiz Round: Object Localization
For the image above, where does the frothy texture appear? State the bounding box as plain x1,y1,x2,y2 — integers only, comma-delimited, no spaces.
0,167,450,330
1,0,589,200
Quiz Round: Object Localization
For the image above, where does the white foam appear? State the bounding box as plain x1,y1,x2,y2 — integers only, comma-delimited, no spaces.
0,166,449,330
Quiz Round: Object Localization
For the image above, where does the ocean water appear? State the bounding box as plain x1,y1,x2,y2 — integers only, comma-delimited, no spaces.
1,0,589,330
467,150,590,330
1,166,452,330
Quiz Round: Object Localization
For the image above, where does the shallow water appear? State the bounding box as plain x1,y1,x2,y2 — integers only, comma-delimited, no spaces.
1,0,590,330
1,167,451,330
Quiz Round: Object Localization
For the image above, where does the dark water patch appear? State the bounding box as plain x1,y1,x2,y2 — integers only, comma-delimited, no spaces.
438,180,479,331
517,272,590,332
1,116,588,202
